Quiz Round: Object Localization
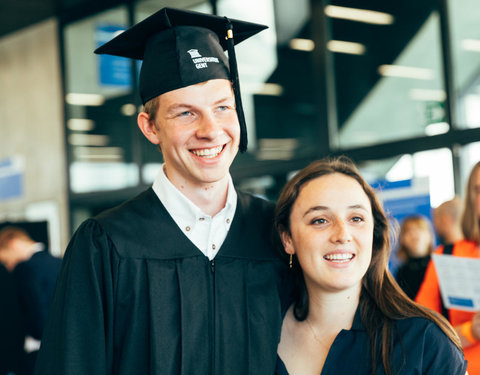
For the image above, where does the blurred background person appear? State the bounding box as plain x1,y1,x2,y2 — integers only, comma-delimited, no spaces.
433,196,464,247
0,226,61,375
416,160,480,375
395,215,434,300
0,261,26,375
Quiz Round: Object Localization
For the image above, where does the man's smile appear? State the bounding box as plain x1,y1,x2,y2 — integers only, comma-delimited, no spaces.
190,145,225,159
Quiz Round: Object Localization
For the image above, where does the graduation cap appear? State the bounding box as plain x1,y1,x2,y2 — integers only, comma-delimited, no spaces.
94,7,268,152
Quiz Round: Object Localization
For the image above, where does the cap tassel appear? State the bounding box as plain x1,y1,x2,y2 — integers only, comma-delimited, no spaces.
225,17,248,152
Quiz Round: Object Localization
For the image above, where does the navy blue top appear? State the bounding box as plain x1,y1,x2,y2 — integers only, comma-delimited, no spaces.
276,307,467,375
14,250,62,340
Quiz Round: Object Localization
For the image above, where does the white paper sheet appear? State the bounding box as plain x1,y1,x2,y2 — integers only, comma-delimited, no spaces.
432,254,480,311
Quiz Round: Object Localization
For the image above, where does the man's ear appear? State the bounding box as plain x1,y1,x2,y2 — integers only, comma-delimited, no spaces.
137,112,161,145
280,230,295,255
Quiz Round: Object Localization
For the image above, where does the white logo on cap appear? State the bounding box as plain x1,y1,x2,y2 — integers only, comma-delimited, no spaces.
187,49,202,58
187,49,220,70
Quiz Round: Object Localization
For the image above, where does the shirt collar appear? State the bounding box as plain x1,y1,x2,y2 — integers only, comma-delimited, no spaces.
152,164,237,221
31,242,45,253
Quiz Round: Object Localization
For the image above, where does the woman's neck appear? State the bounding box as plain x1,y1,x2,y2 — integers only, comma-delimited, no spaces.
277,286,362,375
306,284,361,334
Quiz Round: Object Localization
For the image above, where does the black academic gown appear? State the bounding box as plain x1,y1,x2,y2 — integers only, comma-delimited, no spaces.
35,188,288,375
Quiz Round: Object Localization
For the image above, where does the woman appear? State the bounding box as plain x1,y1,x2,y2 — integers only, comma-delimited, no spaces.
417,161,480,375
395,215,434,299
274,157,466,375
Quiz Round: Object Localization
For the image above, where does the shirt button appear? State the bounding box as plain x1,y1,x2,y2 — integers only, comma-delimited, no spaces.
226,218,230,224
185,226,191,231
199,217,205,221
212,244,216,250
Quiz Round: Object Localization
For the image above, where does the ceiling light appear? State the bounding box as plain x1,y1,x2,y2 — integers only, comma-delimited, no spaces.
257,138,298,161
255,83,284,96
74,146,124,161
378,65,434,80
68,134,110,146
289,38,315,51
324,5,394,25
67,119,95,131
461,39,480,52
65,93,105,106
409,89,446,101
425,122,449,136
121,103,137,116
327,40,366,55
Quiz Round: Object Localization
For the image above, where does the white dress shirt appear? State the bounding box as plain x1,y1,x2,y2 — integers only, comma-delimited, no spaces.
152,165,237,260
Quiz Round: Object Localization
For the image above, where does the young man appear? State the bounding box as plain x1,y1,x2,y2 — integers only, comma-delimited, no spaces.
432,197,464,246
0,226,62,374
35,7,288,375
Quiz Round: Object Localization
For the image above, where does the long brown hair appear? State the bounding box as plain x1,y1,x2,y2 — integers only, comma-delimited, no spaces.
274,156,462,375
461,161,480,244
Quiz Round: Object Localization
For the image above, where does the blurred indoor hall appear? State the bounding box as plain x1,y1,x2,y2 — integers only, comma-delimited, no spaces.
1,0,480,373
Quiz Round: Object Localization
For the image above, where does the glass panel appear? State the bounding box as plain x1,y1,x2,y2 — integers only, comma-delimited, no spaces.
328,2,447,148
135,0,209,19
358,148,454,208
449,0,480,129
458,141,480,194
252,0,319,160
217,0,278,153
64,6,139,193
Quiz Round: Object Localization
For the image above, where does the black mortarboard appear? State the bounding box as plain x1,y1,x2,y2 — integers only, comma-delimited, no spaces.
94,7,268,152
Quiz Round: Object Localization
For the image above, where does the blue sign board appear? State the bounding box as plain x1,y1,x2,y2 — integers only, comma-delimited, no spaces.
0,156,24,201
382,194,432,225
373,178,432,223
96,24,132,87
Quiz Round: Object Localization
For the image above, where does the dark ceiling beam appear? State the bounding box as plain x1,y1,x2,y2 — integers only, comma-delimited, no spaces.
0,0,57,37
230,127,480,180
310,0,337,154
209,0,217,15
331,127,480,163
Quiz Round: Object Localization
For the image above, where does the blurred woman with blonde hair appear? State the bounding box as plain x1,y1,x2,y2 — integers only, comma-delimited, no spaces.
395,215,434,299
417,160,480,375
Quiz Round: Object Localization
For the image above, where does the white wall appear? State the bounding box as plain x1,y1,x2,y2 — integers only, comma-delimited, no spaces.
0,19,69,255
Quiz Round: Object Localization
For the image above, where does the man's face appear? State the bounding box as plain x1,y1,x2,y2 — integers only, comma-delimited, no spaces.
144,79,240,189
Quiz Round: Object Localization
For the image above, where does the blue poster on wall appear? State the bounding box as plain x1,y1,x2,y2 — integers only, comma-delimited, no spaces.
95,24,132,87
372,178,432,274
372,178,432,224
0,156,24,201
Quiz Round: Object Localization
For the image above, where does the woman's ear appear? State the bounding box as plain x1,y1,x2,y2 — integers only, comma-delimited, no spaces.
280,230,295,255
137,112,161,145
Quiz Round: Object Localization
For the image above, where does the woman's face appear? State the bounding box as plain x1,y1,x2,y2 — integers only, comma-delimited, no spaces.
401,222,431,258
282,173,374,294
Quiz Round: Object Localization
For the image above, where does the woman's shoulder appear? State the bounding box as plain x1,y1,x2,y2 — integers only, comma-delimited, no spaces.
394,315,454,344
394,317,467,374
